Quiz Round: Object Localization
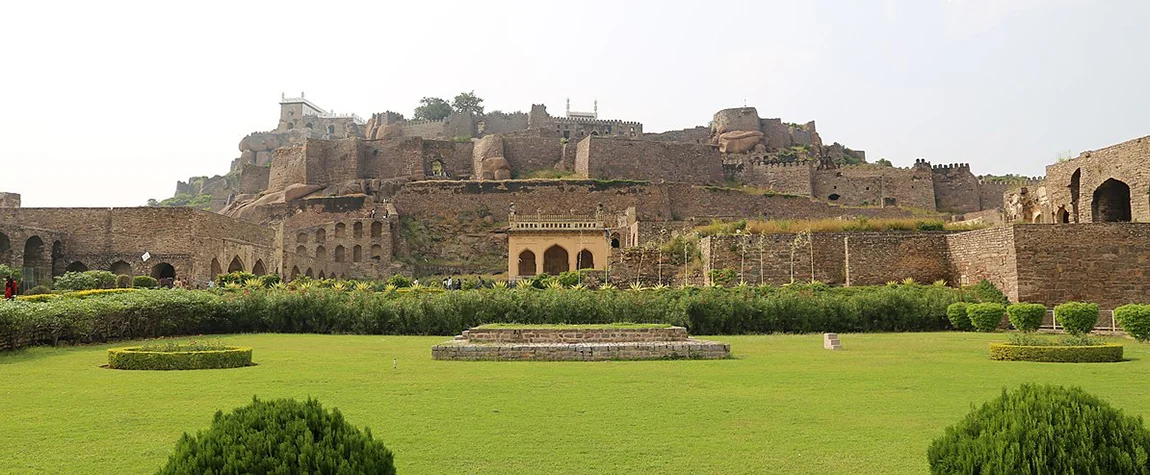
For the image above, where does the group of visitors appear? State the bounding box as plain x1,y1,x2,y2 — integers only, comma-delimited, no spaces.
3,277,16,300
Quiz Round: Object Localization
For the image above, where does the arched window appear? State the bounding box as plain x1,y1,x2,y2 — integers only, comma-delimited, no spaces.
577,250,594,270
290,266,300,280
353,222,363,238
227,256,245,273
316,246,327,260
327,125,335,134
518,250,537,276
305,268,314,278
353,245,362,262
297,233,307,244
610,233,621,249
335,223,346,238
371,221,383,238
371,244,382,260
318,271,326,279
296,245,307,255
315,228,326,244
252,260,267,276
543,245,569,275
210,258,222,278
334,245,346,263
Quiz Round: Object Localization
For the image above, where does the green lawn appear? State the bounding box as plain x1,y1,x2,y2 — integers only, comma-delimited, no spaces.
2,332,1149,474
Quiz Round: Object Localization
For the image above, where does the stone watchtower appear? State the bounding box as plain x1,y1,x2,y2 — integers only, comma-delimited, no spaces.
278,92,326,132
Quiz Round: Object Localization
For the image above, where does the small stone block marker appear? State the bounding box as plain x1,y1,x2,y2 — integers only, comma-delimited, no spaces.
823,333,842,351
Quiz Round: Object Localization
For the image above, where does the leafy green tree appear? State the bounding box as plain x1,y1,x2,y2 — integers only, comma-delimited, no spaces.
452,90,484,115
413,97,452,121
875,158,893,167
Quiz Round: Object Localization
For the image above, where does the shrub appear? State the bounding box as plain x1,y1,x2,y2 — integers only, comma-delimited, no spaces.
385,274,412,288
966,303,1005,332
927,384,1150,473
1055,302,1100,336
556,271,582,288
258,274,281,287
87,270,117,289
54,271,98,291
0,264,21,282
946,302,973,331
965,279,1008,305
133,276,159,288
216,271,257,287
115,274,132,288
989,343,1123,362
1006,303,1046,332
24,285,52,295
157,397,395,475
1115,304,1150,343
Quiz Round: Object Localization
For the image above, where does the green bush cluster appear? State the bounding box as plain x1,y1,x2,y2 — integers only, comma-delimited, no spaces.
54,270,117,291
966,303,1005,332
946,302,973,331
989,343,1124,362
157,397,395,475
1006,303,1046,332
107,346,252,370
133,276,159,288
115,274,132,288
1055,302,1100,336
0,265,21,282
1115,304,1150,343
927,384,1150,473
216,272,280,288
0,284,969,350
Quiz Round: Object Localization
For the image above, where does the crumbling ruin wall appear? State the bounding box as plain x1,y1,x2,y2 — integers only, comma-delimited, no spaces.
503,136,567,176
931,164,981,213
239,165,271,195
0,193,20,208
575,137,724,184
843,233,950,286
1043,135,1150,223
812,165,935,210
732,161,814,196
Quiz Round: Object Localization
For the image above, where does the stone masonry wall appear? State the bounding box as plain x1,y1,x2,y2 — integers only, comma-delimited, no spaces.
1043,135,1150,223
844,233,950,286
575,136,724,184
1013,223,1150,308
945,225,1018,301
931,164,981,213
734,161,814,196
812,165,935,209
463,327,688,344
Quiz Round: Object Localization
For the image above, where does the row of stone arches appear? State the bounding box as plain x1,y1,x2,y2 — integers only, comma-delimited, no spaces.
517,245,595,276
287,266,345,280
295,244,383,263
1058,170,1133,223
52,259,176,280
295,221,385,244
209,256,268,277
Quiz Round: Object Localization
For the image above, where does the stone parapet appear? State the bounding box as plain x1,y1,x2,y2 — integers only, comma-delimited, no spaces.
432,339,730,361
463,326,689,344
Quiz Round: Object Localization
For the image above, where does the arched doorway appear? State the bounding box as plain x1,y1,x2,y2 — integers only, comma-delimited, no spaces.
543,245,569,275
518,250,537,276
110,260,133,276
66,261,88,273
252,259,266,276
227,256,245,273
610,233,621,249
577,250,594,270
353,222,363,238
305,268,314,278
51,240,64,277
22,236,44,288
290,266,300,280
1069,169,1081,222
1056,206,1070,223
1092,178,1131,222
151,262,176,282
210,258,222,278
318,271,326,279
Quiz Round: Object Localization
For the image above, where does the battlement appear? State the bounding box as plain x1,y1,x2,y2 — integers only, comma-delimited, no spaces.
978,176,1044,186
932,163,970,170
758,161,814,169
308,111,365,124
553,116,642,127
403,118,447,126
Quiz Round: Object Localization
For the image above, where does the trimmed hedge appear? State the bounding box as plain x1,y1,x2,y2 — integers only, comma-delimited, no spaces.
1,284,974,350
107,346,252,370
157,397,394,475
133,276,159,288
946,302,973,331
927,384,1150,474
1115,304,1150,343
1055,302,1100,336
966,303,1005,332
1006,303,1046,332
989,343,1124,363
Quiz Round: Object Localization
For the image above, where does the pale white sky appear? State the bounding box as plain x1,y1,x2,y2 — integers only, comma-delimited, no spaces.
1,0,1147,207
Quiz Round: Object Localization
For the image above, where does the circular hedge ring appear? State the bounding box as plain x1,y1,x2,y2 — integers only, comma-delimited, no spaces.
107,347,253,370
989,343,1123,363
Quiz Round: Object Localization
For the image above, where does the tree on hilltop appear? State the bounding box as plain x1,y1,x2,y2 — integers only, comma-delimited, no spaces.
413,97,452,121
452,91,484,115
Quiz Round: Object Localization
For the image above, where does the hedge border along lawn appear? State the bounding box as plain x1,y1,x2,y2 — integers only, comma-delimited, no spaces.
107,346,253,370
989,343,1124,363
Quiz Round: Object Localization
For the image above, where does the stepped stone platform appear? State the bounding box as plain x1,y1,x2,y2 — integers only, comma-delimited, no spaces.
432,325,730,361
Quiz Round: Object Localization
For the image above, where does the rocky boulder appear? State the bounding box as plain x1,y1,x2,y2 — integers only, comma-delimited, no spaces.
711,107,762,136
718,130,765,154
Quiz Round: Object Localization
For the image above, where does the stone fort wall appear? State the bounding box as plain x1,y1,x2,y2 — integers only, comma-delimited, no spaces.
575,136,725,185
1044,135,1150,223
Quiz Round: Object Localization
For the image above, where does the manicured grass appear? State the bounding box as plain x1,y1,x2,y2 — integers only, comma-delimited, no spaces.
476,323,673,329
1,333,1148,474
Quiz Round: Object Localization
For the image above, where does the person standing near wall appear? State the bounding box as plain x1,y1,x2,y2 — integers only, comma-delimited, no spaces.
4,277,17,300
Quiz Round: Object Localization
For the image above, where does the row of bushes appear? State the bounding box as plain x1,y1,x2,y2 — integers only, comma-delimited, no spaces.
35,270,160,293
944,301,1146,338
0,283,977,350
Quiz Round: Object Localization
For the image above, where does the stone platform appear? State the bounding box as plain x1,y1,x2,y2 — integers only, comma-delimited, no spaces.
432,326,730,361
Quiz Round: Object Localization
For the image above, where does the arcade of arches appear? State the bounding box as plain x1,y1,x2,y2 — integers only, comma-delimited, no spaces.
507,234,608,279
